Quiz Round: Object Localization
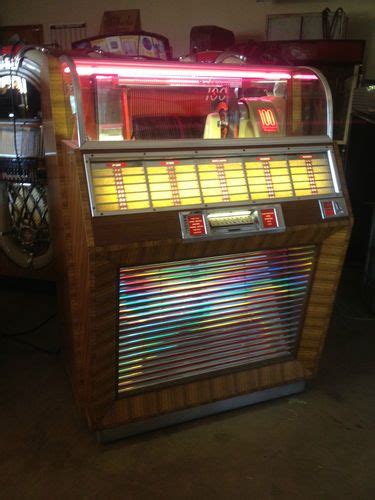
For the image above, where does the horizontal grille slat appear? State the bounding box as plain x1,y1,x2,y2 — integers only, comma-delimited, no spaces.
120,256,308,290
119,319,301,361
118,347,291,392
119,331,298,372
119,345,295,388
120,284,308,321
119,278,311,316
117,247,315,395
119,305,304,349
119,255,312,289
119,294,307,336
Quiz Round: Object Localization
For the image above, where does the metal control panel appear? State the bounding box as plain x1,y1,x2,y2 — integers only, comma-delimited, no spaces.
179,204,285,241
319,197,348,219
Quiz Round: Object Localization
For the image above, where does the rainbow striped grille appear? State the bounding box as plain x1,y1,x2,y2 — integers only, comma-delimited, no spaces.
118,247,315,394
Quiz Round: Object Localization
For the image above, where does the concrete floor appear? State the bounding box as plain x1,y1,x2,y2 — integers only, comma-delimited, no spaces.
0,267,375,499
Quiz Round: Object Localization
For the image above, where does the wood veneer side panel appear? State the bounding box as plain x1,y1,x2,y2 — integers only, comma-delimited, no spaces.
43,59,88,406
297,224,352,376
85,248,118,426
56,145,93,407
69,150,118,424
45,137,96,413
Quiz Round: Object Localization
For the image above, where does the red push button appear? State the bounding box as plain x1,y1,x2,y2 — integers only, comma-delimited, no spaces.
261,208,278,229
187,214,207,236
322,200,335,217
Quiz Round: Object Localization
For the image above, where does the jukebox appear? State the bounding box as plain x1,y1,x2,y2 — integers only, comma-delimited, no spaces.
43,54,351,440
0,47,52,277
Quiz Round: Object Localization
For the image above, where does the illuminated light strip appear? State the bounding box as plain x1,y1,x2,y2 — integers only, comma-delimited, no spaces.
304,158,318,195
166,165,181,206
117,247,315,394
112,164,127,209
207,210,251,219
65,60,292,81
216,163,230,202
327,148,340,193
293,74,319,80
261,160,275,198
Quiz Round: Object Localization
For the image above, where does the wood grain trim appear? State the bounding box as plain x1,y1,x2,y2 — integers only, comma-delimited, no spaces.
97,360,304,430
297,225,352,376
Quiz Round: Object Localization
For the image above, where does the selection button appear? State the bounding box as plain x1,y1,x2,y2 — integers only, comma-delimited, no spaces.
261,208,278,229
187,214,207,236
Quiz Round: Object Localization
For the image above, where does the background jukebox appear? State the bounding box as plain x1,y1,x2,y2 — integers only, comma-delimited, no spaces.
44,54,351,440
0,48,52,277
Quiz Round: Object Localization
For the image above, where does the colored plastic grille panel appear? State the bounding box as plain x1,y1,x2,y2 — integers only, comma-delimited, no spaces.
117,246,315,394
89,152,337,215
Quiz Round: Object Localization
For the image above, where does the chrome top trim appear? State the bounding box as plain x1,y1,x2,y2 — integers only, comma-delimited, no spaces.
79,135,332,153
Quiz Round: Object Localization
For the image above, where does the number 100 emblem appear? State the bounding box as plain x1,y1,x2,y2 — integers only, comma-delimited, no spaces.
257,108,279,133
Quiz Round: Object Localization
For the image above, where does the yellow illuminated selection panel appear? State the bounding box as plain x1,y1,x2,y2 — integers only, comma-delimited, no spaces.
197,159,249,204
146,161,202,208
245,156,293,200
91,161,151,212
288,154,335,197
88,152,337,214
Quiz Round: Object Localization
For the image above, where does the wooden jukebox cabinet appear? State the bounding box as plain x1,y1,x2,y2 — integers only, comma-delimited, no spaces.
46,55,351,441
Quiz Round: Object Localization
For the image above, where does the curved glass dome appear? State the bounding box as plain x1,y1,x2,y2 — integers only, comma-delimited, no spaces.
61,57,332,146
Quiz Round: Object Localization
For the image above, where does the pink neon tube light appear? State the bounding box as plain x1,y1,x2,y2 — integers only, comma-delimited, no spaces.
64,59,293,81
293,74,318,80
